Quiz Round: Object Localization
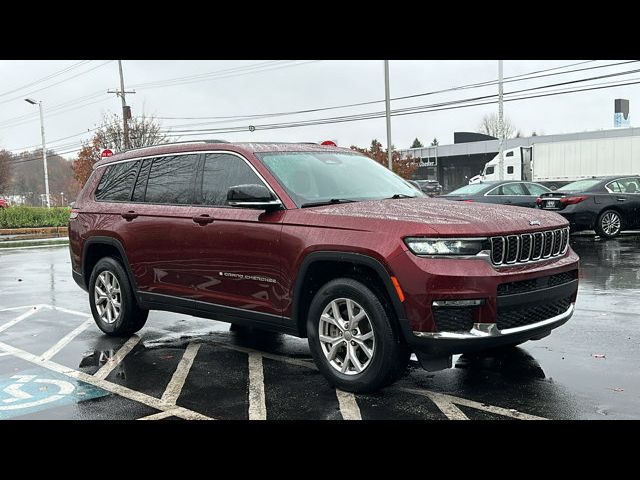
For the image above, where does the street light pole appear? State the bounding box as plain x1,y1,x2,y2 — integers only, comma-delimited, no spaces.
498,60,504,181
384,60,393,171
25,98,51,208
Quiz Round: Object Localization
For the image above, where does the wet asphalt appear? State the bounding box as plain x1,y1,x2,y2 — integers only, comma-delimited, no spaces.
0,234,639,420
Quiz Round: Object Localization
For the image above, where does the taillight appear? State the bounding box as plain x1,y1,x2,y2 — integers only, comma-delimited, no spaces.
560,195,589,205
69,208,80,219
535,197,543,205
462,199,475,202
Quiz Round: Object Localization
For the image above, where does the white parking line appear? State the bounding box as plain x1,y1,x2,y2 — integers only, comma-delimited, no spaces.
0,306,41,333
421,391,469,420
161,342,201,406
137,409,181,420
47,306,90,317
0,340,211,420
400,388,547,420
248,353,267,420
40,318,93,361
336,390,362,420
94,335,141,381
0,305,48,312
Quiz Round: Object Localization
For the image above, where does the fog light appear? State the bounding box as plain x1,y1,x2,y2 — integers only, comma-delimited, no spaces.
432,299,485,307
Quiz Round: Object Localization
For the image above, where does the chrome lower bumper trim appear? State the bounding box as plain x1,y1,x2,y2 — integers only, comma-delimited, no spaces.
413,303,574,339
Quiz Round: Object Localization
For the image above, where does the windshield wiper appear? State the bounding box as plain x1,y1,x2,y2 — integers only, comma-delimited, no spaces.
300,198,357,208
387,194,416,199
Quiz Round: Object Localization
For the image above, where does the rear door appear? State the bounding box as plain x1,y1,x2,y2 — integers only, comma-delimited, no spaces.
186,152,286,317
608,177,640,228
119,153,203,301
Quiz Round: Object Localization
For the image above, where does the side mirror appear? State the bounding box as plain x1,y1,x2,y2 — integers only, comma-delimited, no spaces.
227,184,282,211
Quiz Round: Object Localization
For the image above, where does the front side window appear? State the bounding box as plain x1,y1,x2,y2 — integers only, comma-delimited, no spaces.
95,161,140,201
258,152,422,206
145,155,197,204
199,153,265,206
485,166,495,175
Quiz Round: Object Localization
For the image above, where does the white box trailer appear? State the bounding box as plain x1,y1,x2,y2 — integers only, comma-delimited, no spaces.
470,136,640,185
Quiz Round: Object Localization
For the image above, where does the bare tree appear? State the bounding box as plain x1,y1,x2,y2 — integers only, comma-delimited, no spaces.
478,113,516,139
0,150,12,193
96,113,170,151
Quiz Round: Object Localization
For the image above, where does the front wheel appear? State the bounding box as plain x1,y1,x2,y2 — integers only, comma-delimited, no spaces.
307,278,408,393
596,209,622,239
89,257,148,336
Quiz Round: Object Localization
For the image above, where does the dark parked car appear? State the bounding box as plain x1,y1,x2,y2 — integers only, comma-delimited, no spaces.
415,179,443,196
442,180,551,208
537,175,640,238
69,141,579,392
406,179,422,192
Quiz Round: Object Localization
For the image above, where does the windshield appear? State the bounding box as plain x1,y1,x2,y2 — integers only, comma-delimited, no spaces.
258,152,423,206
558,179,602,192
448,183,490,195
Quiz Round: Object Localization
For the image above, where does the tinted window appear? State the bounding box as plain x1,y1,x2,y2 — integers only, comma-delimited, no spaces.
502,183,527,195
95,161,140,201
485,166,495,175
200,153,265,206
145,155,197,204
132,159,152,202
507,166,514,174
606,181,623,193
559,179,602,192
618,177,640,193
525,183,550,195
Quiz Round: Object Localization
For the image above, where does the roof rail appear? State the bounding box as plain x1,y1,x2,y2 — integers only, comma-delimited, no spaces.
118,139,229,155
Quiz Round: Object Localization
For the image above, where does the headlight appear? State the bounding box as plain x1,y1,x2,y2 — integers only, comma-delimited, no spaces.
404,237,486,256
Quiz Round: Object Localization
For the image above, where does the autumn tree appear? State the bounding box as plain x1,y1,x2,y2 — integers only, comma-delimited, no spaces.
410,138,423,148
73,114,169,186
350,139,418,179
477,113,516,139
0,149,12,193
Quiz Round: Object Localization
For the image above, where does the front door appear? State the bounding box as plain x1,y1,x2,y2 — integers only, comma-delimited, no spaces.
186,152,286,317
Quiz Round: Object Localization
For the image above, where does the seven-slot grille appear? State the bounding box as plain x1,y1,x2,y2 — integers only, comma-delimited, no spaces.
490,227,569,266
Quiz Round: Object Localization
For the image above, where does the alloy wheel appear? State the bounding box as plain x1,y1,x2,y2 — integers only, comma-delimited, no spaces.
94,271,122,324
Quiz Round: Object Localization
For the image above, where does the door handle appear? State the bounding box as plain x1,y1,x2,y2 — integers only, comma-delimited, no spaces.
121,211,138,220
616,197,626,202
192,214,214,225
504,200,512,204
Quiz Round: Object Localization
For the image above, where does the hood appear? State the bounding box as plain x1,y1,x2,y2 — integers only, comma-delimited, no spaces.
297,197,567,236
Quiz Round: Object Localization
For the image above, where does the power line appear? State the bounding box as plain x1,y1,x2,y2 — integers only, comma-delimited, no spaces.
153,60,634,128
0,60,91,99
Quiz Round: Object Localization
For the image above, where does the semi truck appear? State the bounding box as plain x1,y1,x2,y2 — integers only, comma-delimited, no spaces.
470,136,640,187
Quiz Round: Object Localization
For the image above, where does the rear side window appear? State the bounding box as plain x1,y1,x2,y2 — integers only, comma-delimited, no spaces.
94,161,140,201
199,153,265,206
506,166,514,174
132,159,152,202
145,155,198,204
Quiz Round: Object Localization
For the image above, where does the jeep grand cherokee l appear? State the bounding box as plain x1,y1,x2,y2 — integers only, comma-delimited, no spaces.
69,141,580,393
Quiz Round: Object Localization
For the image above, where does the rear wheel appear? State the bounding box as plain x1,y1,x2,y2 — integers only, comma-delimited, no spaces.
596,209,622,239
307,278,408,393
89,257,148,336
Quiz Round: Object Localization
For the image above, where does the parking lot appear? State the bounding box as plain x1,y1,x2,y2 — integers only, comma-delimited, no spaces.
1,234,639,420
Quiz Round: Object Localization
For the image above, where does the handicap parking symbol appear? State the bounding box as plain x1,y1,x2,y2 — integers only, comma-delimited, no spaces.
0,368,108,419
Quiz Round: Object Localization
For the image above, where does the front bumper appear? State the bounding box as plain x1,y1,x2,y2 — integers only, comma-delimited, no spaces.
411,302,573,357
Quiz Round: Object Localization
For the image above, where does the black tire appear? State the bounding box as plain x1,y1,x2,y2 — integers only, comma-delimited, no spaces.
595,209,623,239
88,256,148,336
307,278,409,393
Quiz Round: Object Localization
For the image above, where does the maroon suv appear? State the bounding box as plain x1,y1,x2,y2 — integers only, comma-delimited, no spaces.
69,141,579,392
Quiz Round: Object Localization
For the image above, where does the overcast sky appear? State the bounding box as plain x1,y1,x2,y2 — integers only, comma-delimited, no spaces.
0,60,637,158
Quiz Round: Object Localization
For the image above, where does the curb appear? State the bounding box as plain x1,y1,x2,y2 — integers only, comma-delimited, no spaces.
0,226,68,236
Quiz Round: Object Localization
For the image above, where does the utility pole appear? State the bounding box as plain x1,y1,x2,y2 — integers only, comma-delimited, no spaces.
384,60,392,171
498,60,504,181
108,60,135,150
25,98,50,208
